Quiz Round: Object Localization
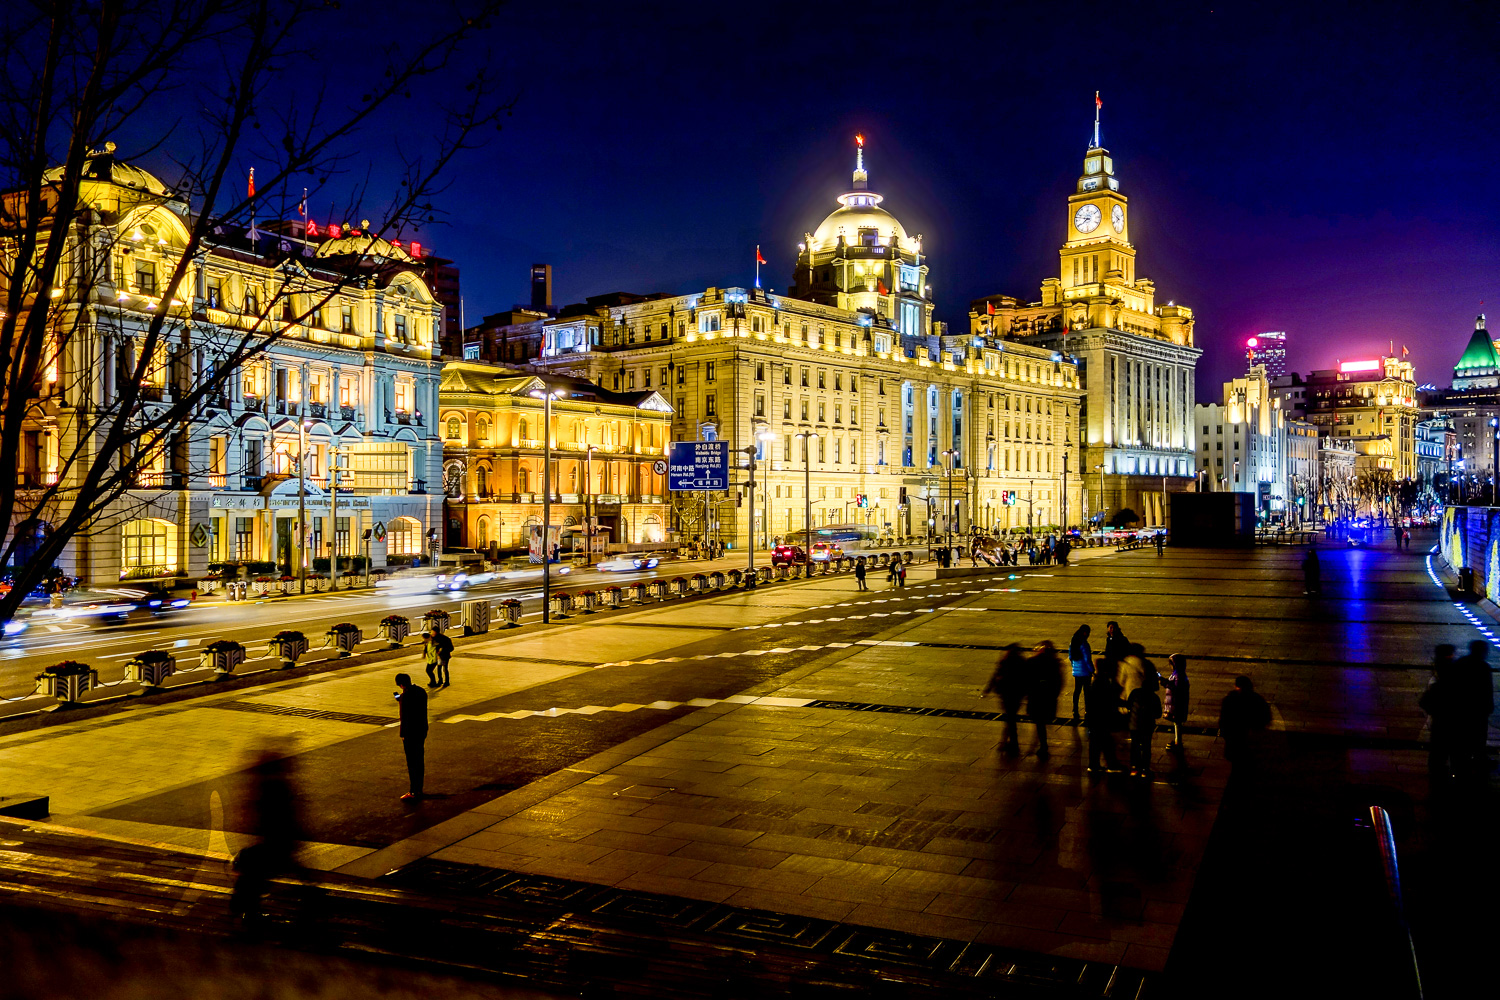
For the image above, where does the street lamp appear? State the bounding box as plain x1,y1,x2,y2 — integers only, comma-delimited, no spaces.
297,419,311,594
756,429,776,550
795,428,817,569
1061,450,1069,532
530,385,562,623
1094,463,1106,528
584,444,597,566
740,444,759,584
941,448,959,552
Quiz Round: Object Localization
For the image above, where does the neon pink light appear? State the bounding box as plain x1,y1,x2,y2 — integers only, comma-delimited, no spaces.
1246,337,1258,347
1340,360,1381,373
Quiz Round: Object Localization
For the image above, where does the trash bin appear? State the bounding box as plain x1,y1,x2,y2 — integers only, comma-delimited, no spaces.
1460,566,1474,593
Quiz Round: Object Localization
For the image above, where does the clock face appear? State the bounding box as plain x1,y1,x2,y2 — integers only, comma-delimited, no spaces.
1074,204,1102,234
1111,205,1125,233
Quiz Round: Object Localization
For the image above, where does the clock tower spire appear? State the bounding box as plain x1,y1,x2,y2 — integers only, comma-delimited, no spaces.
1056,92,1140,304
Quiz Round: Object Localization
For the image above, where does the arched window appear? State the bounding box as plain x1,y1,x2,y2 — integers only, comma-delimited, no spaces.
518,418,528,442
518,467,529,493
120,518,175,578
476,416,490,444
477,517,490,547
445,416,461,440
387,516,422,556
476,465,490,496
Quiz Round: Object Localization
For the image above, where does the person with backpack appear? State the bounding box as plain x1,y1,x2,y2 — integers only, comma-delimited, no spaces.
1069,624,1095,720
424,627,453,688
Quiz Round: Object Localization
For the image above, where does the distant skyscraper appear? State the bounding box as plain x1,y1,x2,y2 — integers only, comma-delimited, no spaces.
1246,331,1286,378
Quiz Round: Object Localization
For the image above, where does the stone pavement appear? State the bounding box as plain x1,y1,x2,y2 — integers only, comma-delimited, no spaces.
0,532,1494,996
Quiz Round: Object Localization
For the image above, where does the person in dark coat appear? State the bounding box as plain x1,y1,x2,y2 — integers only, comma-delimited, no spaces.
1084,660,1124,774
1219,675,1271,764
1302,547,1322,595
1027,641,1063,758
1419,644,1459,780
1102,621,1131,670
395,673,428,800
1126,679,1162,777
854,559,868,591
1069,624,1095,720
984,644,1029,756
1162,653,1191,749
424,628,453,688
1450,640,1496,777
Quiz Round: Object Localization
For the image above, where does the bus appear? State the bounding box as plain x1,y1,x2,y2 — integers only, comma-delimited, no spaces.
782,523,882,552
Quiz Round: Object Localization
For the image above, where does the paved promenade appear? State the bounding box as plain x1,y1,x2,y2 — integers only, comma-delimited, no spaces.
0,533,1493,996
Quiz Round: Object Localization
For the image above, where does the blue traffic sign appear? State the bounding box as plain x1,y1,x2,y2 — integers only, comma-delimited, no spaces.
668,440,728,490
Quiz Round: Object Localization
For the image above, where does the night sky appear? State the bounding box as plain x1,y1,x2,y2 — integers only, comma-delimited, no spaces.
133,1,1500,394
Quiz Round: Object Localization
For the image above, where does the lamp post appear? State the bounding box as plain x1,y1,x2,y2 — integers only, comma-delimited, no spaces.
585,444,597,565
1490,416,1497,505
941,447,959,552
1061,450,1069,532
328,442,341,591
795,428,816,569
530,385,561,623
757,429,776,550
297,419,310,594
741,444,758,583
1094,463,1106,529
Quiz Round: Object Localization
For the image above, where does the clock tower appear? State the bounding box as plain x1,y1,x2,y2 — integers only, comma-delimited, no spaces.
1060,93,1136,300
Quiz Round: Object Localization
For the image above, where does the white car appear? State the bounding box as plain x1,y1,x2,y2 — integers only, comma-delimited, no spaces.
596,555,661,572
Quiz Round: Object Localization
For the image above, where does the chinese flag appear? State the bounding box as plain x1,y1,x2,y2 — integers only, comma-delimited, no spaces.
877,279,887,294
1095,92,1102,110
247,167,255,198
756,246,766,265
986,301,995,316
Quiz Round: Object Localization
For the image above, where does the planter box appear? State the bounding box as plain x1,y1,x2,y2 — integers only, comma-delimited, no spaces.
727,570,743,587
549,593,573,617
648,580,669,600
422,610,452,633
462,599,491,634
668,578,688,597
36,665,97,704
775,565,790,580
499,601,523,626
576,591,597,613
197,579,220,595
200,644,246,675
378,617,412,647
708,572,725,590
602,587,624,609
326,625,362,656
758,566,773,583
268,635,308,667
629,582,650,603
125,653,176,689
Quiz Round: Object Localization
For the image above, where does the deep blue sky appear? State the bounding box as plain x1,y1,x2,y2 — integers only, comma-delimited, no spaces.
131,1,1500,393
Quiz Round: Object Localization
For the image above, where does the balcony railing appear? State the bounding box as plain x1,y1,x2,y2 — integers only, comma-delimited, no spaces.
132,470,185,489
340,404,356,420
309,402,328,419
242,395,265,413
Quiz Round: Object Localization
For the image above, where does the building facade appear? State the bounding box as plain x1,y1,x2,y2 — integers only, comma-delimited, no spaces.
437,364,673,552
1194,366,1288,515
9,149,444,587
1245,332,1287,379
1294,357,1419,481
972,109,1201,527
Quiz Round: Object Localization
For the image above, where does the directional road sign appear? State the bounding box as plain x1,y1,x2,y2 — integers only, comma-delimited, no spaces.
668,440,728,490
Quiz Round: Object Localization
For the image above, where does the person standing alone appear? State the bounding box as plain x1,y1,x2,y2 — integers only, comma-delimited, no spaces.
395,673,428,801
1069,624,1095,720
854,559,868,591
1162,653,1190,750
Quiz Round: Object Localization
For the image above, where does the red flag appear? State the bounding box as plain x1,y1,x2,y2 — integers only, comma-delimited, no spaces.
1095,92,1102,110
756,246,766,266
247,167,255,198
986,301,995,316
876,279,887,295
1402,344,1409,358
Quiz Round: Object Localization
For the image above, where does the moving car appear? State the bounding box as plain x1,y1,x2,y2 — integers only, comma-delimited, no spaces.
26,586,189,623
770,544,807,566
809,542,844,562
595,555,661,572
377,567,497,595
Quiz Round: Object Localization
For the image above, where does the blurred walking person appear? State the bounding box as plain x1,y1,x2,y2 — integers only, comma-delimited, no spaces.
1126,676,1162,778
1028,641,1063,758
230,749,301,931
1219,675,1272,766
1419,644,1459,781
984,644,1028,756
1302,547,1322,595
1162,653,1191,750
854,559,868,591
1451,640,1496,778
1069,624,1095,720
424,627,453,688
1085,659,1124,775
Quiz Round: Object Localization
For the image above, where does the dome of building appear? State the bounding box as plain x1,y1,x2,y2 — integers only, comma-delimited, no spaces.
42,143,174,199
807,136,916,252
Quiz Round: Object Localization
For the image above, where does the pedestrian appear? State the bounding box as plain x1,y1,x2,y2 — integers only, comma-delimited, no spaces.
1162,653,1190,749
1419,644,1459,781
1155,532,1165,555
854,559,868,591
984,644,1029,756
1126,675,1162,777
1450,640,1497,778
1102,620,1131,670
1218,675,1271,765
887,559,899,588
424,627,453,688
1028,641,1063,758
1302,546,1321,595
897,559,907,588
229,748,301,930
1084,659,1125,774
394,672,428,801
1069,624,1095,720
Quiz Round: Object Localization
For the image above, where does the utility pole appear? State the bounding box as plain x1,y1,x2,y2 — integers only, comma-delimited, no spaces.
531,385,559,622
1062,451,1069,531
329,443,340,591
796,428,816,569
297,419,309,594
741,445,758,584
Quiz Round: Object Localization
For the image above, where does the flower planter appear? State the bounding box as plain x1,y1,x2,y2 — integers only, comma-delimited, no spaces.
602,586,624,609
549,592,573,617
689,573,708,593
421,609,452,634
125,650,176,690
325,622,362,657
268,631,308,668
252,579,272,597
499,599,523,626
708,571,725,590
201,641,246,676
647,579,669,600
727,570,743,587
197,579,220,595
378,615,412,648
668,577,689,597
775,565,790,581
36,661,97,704
576,590,598,613
461,598,490,635
758,566,773,583
629,582,651,603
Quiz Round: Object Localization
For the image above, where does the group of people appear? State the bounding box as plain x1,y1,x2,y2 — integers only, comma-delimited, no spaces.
984,620,1276,778
1420,640,1495,783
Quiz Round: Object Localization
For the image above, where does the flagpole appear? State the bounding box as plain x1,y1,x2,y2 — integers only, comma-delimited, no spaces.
755,245,761,289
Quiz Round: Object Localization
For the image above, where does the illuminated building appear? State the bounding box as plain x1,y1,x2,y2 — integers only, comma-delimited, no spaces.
8,147,444,585
1194,366,1287,515
1417,314,1500,481
436,364,673,551
533,139,1084,544
971,97,1201,527
1296,357,1419,480
1245,331,1286,379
